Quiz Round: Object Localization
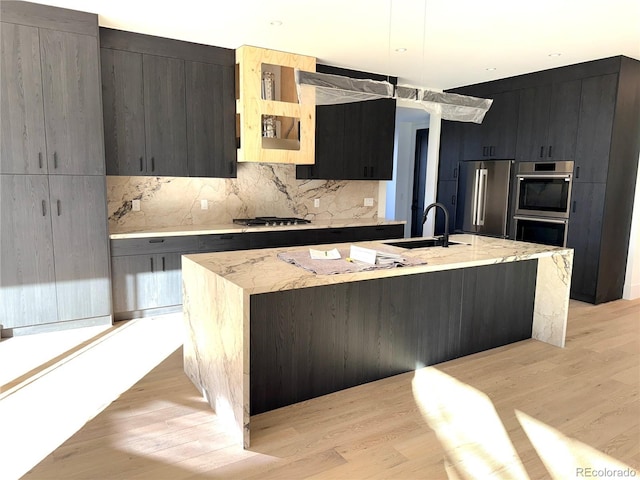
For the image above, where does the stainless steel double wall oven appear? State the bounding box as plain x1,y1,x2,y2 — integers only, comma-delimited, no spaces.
513,161,574,247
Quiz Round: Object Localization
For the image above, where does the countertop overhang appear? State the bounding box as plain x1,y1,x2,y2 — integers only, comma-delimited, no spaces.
183,234,573,296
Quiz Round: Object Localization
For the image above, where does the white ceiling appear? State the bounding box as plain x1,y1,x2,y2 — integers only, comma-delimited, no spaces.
30,0,640,90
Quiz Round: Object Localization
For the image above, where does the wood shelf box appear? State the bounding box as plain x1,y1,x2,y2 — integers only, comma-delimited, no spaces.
235,45,315,165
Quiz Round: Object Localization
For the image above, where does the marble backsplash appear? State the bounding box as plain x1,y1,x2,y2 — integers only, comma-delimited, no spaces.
106,163,380,233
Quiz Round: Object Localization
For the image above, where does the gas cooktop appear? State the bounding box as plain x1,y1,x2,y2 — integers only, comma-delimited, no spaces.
232,216,311,226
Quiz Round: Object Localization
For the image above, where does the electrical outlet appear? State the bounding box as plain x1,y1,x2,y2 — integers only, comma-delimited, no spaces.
364,197,374,207
314,199,320,208
200,199,208,210
131,199,140,211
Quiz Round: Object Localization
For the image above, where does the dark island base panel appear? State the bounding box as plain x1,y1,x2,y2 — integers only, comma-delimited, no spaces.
250,260,538,415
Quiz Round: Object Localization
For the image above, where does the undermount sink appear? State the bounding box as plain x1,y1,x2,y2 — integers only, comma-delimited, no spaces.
385,238,463,249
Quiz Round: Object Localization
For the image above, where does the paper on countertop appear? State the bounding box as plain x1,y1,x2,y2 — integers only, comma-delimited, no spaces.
349,245,405,265
309,248,341,260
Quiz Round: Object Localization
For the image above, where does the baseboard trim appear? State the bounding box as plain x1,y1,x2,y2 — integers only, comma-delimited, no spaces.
0,315,113,338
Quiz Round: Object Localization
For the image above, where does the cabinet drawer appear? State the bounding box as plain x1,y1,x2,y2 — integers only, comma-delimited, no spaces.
111,236,199,256
198,234,249,252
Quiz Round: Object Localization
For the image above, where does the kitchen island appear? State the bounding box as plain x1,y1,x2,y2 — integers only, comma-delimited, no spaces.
181,234,573,446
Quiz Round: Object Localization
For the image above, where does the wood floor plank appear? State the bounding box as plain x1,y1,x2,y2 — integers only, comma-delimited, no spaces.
19,298,640,479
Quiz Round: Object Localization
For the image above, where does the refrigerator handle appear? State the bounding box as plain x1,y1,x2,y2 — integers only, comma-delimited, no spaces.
472,168,481,226
477,168,488,226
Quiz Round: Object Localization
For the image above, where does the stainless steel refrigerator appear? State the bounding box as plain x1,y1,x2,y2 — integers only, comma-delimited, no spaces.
455,160,513,237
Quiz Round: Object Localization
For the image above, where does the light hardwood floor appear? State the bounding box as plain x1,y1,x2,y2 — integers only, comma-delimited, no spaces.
22,299,640,479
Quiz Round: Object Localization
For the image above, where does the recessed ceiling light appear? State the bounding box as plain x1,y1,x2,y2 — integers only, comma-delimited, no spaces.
270,20,283,26
548,53,562,57
395,48,407,53
486,67,497,71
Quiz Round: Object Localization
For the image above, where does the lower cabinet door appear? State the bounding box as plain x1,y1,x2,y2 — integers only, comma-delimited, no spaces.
0,174,57,327
111,253,183,313
49,175,111,321
111,255,158,313
153,253,183,307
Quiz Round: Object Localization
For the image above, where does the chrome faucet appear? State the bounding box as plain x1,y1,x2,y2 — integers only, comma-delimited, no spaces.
422,202,450,247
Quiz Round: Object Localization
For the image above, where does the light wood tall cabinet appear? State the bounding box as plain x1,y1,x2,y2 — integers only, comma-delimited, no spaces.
0,1,111,335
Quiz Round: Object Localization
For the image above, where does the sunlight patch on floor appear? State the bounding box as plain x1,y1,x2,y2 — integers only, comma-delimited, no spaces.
516,410,639,479
412,366,529,479
0,314,183,480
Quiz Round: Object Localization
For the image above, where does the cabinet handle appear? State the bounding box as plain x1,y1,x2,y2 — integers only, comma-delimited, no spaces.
139,157,144,172
220,234,233,240
482,146,488,157
57,199,61,216
453,167,457,179
452,195,456,206
489,146,495,156
39,152,43,169
148,238,165,243
42,200,46,216
162,256,166,272
150,257,154,273
548,145,553,157
539,146,544,158
151,157,155,172
572,200,576,213
53,151,58,169
576,166,580,178
229,162,234,175
363,166,368,177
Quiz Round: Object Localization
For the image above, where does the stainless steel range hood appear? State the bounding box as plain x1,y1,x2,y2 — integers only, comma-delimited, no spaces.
295,69,492,124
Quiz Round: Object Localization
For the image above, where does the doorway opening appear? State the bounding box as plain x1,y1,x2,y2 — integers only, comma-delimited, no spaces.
411,128,428,237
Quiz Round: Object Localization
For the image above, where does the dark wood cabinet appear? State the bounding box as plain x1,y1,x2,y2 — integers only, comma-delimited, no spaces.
143,54,188,176
100,48,146,175
461,90,519,160
515,79,581,161
297,98,396,181
1,2,111,335
100,28,236,178
566,182,606,302
249,260,536,415
0,22,47,175
186,61,237,178
435,180,458,235
297,64,396,181
438,121,462,181
0,174,111,330
0,175,58,326
439,56,640,304
40,29,104,175
459,261,537,356
1,21,103,176
573,74,617,183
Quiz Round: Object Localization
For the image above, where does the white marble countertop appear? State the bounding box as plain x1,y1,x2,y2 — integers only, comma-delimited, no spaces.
109,218,405,240
183,234,573,296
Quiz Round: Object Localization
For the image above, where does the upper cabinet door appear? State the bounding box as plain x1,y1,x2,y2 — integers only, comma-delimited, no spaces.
546,79,581,160
462,90,518,160
1,23,47,174
101,48,146,175
573,74,617,183
49,175,111,321
515,80,581,161
40,29,104,175
185,61,236,178
0,175,58,327
143,54,188,177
